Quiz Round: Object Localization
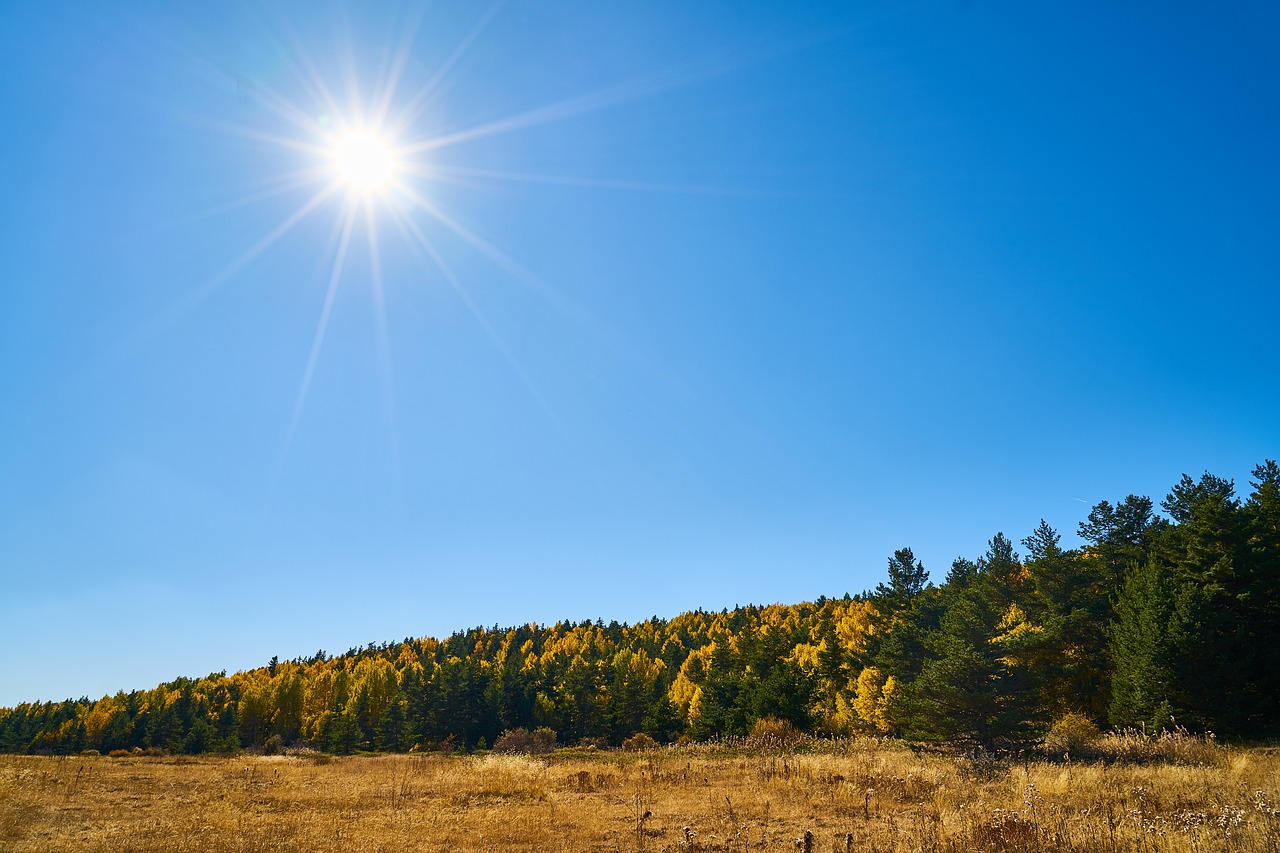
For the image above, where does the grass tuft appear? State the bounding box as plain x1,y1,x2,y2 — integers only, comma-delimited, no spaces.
3,737,1279,851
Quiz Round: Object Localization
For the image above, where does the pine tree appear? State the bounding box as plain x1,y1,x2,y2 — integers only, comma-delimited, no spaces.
1108,557,1174,730
901,593,1032,747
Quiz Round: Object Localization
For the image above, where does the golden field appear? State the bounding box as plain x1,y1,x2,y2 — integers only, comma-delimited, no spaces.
3,738,1279,852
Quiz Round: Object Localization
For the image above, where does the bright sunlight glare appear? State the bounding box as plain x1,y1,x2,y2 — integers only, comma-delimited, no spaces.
332,130,396,192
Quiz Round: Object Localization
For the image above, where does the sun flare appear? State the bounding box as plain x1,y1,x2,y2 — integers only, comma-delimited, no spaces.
332,130,396,192
207,3,632,452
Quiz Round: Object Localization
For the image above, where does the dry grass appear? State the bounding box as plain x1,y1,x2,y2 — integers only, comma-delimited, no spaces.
2,739,1279,851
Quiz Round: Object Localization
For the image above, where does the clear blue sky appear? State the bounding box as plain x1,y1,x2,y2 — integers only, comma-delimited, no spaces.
1,1,1276,707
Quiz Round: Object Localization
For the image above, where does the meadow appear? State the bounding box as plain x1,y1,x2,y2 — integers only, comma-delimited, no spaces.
3,735,1278,852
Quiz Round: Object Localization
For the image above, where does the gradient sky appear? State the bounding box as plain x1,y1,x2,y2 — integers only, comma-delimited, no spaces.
2,1,1277,707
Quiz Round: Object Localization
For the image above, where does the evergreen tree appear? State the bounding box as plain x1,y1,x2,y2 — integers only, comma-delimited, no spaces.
1243,461,1280,734
1108,557,1174,730
1022,520,1109,720
874,547,930,613
901,593,1031,747
1079,495,1161,590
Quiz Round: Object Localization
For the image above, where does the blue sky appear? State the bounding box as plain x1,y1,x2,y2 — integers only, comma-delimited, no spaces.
1,1,1276,707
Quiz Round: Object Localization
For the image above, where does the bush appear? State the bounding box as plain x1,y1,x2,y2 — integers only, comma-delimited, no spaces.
622,732,659,751
530,727,558,754
263,734,284,756
493,727,559,755
1044,713,1100,757
108,749,131,758
747,717,802,749
79,749,100,757
955,747,1009,781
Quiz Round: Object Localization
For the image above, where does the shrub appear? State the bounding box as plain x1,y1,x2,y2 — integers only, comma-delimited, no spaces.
622,732,659,752
955,747,1009,781
1044,713,1100,757
494,727,559,755
108,749,131,758
493,729,531,754
263,735,284,756
79,749,100,757
530,727,558,754
747,717,802,749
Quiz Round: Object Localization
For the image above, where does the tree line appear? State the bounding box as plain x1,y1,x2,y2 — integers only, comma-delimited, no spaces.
2,461,1276,754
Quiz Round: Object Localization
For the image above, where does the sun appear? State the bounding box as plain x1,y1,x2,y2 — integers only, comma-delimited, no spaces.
331,129,397,192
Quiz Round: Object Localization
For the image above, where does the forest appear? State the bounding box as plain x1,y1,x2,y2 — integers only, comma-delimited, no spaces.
2,461,1277,755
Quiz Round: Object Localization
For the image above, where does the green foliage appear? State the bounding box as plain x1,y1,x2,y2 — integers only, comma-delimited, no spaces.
1108,558,1174,731
875,547,930,612
900,594,1035,748
2,461,1278,753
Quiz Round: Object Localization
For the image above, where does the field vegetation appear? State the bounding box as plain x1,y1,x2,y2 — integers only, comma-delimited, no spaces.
4,730,1279,852
5,462,1279,849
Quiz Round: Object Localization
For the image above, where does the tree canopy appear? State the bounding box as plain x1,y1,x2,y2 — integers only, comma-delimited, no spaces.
4,461,1277,754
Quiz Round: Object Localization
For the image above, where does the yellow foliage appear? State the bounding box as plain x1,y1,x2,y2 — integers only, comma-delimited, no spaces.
612,649,664,690
832,599,876,656
668,644,717,725
991,603,1045,668
788,642,822,674
853,667,896,734
829,691,859,733
81,696,124,746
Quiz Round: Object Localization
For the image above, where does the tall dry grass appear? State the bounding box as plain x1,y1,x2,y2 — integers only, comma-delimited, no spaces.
2,736,1278,851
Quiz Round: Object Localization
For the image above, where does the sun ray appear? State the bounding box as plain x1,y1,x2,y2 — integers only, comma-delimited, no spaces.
194,119,329,158
333,3,367,128
181,1,792,458
241,80,332,141
266,12,349,132
423,164,774,197
397,31,820,159
387,206,558,424
284,198,359,452
369,3,431,129
133,12,330,144
399,68,690,157
171,167,330,226
385,0,506,140
363,198,398,449
178,182,339,317
211,10,341,141
395,184,546,294
394,183,626,366
112,180,341,390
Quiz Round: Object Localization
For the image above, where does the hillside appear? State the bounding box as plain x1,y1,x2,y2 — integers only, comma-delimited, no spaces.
3,461,1277,755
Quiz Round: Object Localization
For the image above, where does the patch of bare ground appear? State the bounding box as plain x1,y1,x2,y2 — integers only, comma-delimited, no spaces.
3,738,1279,851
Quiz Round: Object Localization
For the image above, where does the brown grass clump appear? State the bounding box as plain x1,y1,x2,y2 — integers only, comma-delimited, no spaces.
746,716,804,750
622,732,660,752
2,738,1279,851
